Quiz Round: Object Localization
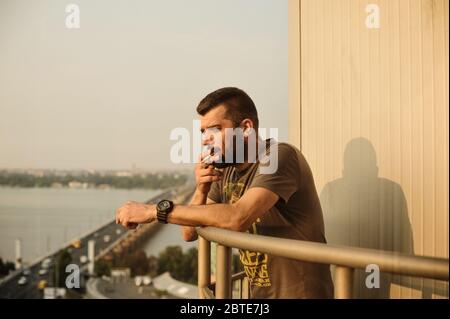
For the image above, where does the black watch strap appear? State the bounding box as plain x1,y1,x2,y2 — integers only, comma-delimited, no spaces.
156,199,174,224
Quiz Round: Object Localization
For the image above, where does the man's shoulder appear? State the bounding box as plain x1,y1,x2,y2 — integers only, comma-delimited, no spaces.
266,141,312,175
276,142,300,154
267,141,301,160
255,141,303,176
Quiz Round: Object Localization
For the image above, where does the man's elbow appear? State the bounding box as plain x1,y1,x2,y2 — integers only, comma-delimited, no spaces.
181,227,198,242
183,233,198,242
227,222,247,232
226,215,250,232
223,204,253,232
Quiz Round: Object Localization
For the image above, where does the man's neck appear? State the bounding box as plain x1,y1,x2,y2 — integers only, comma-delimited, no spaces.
234,162,253,173
234,136,265,173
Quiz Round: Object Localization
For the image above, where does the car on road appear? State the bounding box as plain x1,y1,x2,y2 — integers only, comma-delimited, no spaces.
18,276,28,285
80,255,88,264
71,239,82,249
134,276,143,287
37,280,47,290
22,269,31,276
41,258,52,269
38,268,48,276
134,276,151,287
142,276,152,286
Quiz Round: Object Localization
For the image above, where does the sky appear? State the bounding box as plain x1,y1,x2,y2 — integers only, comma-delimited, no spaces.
0,0,288,171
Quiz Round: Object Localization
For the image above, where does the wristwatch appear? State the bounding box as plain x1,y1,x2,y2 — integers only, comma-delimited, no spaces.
156,199,174,224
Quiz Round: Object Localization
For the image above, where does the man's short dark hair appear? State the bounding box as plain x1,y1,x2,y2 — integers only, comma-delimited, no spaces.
196,87,259,129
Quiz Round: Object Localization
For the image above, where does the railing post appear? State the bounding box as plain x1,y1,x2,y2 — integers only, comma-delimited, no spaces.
216,244,232,299
198,236,211,299
334,266,354,299
241,276,249,299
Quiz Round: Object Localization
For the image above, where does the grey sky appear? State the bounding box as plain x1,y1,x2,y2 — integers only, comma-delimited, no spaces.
0,0,288,171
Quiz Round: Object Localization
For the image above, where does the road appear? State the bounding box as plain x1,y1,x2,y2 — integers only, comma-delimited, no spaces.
0,188,177,299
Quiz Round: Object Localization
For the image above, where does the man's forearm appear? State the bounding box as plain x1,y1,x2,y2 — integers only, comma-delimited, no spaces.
181,189,209,241
150,200,242,231
117,187,276,234
170,203,241,230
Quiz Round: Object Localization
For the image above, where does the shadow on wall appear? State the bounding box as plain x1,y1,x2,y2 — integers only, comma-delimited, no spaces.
320,137,417,298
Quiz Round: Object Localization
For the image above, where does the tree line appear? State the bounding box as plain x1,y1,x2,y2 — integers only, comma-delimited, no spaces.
0,172,188,190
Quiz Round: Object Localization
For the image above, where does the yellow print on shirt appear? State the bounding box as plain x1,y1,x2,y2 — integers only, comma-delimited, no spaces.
223,182,246,204
224,177,271,287
239,218,271,287
239,246,271,287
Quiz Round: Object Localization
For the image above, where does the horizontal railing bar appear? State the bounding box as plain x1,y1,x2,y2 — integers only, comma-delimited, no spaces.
196,227,449,281
230,271,246,281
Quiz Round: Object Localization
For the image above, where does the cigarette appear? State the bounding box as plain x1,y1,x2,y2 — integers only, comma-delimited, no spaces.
202,154,213,165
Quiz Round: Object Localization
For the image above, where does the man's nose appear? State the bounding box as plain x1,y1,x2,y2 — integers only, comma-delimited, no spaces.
202,138,210,146
202,133,214,146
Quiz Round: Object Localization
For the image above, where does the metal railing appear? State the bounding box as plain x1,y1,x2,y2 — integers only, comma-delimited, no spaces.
208,271,249,299
196,227,449,299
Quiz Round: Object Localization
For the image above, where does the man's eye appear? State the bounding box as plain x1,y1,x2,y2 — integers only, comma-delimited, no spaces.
202,131,214,139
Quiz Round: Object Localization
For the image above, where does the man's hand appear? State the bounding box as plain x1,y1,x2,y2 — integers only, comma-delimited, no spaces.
195,152,222,194
115,201,155,229
181,153,220,242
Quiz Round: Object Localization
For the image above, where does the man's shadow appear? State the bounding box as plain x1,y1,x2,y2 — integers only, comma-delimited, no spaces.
320,138,415,298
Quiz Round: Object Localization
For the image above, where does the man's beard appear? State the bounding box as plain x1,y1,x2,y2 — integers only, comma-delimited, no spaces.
210,144,243,169
209,134,263,169
211,157,235,169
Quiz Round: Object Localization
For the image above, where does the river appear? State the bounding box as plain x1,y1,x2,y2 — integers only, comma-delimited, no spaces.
0,186,194,263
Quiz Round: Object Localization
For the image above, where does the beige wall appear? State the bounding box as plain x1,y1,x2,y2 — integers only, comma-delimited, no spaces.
289,0,448,298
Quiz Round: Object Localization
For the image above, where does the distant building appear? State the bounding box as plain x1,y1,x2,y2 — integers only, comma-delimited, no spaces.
116,171,132,177
67,181,88,189
68,181,82,189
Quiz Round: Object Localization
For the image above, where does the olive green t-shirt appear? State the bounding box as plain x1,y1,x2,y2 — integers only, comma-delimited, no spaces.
208,140,334,299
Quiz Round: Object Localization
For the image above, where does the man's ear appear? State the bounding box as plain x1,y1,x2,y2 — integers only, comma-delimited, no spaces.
241,119,254,137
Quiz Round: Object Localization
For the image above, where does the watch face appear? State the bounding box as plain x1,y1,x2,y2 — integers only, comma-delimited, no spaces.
158,200,170,211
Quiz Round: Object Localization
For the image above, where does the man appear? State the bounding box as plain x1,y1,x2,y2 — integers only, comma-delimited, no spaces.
116,87,334,298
